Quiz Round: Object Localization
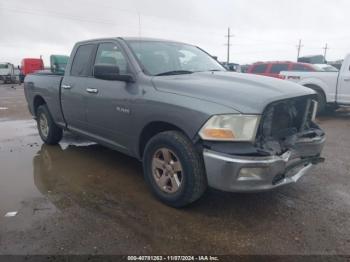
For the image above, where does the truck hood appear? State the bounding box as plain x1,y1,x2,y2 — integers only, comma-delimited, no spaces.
152,72,315,114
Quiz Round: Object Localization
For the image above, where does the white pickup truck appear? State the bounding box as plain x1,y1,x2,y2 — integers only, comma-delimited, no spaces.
280,54,350,112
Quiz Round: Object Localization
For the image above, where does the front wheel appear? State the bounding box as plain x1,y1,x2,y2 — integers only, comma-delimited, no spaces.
36,105,63,145
142,131,207,207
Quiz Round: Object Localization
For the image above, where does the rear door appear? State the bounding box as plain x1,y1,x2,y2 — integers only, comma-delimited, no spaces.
61,43,96,133
84,41,136,152
337,56,350,104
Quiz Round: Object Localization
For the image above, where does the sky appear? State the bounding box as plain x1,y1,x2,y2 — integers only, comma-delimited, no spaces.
0,0,348,66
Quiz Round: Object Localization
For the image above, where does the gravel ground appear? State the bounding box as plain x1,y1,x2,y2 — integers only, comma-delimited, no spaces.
0,84,349,255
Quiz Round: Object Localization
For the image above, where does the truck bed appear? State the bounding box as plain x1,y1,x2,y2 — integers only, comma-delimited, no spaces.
280,71,339,103
24,73,66,126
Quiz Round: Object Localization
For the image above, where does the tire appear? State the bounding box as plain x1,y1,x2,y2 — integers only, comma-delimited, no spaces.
142,131,207,207
36,104,63,145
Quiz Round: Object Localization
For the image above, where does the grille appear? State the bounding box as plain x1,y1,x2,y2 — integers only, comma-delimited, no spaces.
259,96,316,140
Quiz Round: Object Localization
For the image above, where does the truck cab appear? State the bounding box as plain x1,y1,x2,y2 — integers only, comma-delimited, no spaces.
21,58,44,80
50,55,69,74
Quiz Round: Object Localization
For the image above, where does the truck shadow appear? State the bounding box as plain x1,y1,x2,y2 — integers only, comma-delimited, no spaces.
33,142,291,216
317,107,350,121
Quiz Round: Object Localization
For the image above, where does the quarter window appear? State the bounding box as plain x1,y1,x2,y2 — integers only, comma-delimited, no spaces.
70,44,95,77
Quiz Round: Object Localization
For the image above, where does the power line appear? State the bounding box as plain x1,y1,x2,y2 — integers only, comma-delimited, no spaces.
224,27,234,64
2,5,345,52
0,7,123,26
1,5,347,64
0,6,224,38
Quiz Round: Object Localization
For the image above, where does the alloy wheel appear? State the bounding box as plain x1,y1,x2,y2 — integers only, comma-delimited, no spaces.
151,148,183,194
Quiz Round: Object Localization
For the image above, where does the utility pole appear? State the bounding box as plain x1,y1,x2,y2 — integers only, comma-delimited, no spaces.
323,43,329,63
296,39,303,61
225,27,234,64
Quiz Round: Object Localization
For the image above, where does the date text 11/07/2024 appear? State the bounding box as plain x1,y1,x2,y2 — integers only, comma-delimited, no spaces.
127,255,219,261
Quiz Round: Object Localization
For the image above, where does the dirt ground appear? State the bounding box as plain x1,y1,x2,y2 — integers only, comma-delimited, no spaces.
0,84,349,255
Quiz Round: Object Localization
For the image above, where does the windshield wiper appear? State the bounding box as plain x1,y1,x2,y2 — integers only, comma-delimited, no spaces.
155,70,194,76
208,69,223,72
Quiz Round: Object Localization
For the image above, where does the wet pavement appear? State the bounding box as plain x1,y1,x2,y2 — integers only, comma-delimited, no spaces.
0,84,350,255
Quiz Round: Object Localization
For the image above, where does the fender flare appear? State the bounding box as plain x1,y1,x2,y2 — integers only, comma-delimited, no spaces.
298,78,329,101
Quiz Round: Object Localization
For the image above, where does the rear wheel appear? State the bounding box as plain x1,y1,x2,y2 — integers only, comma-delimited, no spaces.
36,105,63,145
142,131,207,207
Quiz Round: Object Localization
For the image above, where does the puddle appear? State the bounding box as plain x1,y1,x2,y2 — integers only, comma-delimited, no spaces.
0,119,37,140
0,119,150,220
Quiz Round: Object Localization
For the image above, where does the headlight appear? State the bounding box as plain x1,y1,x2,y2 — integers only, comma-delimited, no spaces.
199,114,260,142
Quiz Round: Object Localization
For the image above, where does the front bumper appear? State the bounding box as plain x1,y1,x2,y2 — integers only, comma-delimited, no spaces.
203,136,325,192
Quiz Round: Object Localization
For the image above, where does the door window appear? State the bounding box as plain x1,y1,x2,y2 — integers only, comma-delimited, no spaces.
70,44,95,77
251,64,267,73
94,43,128,74
270,64,289,74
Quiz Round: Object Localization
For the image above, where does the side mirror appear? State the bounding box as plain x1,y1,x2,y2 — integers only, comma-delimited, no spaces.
94,64,134,82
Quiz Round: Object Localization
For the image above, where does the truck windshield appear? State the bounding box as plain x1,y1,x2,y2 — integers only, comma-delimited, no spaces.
127,40,225,76
0,64,9,69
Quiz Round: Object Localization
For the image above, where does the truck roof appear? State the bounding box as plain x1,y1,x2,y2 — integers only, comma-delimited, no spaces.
76,37,188,46
22,58,43,62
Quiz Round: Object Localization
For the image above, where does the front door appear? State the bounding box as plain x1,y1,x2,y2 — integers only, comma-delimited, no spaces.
338,55,350,104
84,42,137,152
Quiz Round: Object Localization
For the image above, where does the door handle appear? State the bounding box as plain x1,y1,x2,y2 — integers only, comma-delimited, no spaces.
344,78,350,82
62,84,72,89
86,88,98,94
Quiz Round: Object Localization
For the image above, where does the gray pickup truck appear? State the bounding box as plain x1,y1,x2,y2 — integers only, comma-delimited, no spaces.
24,37,326,207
